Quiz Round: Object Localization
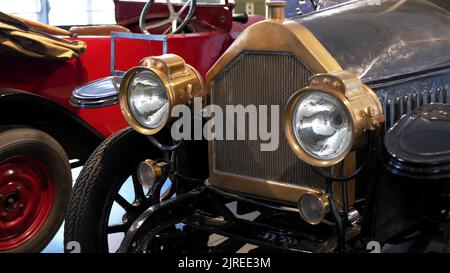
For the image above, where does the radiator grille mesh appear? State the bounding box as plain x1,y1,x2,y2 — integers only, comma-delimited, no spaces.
211,51,325,189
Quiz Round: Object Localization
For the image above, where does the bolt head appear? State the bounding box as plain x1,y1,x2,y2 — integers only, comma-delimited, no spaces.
186,84,192,93
332,81,342,89
122,213,130,223
322,77,331,85
311,79,320,86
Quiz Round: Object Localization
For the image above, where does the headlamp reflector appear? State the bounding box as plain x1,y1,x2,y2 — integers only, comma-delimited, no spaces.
298,193,329,225
292,91,353,161
128,70,169,129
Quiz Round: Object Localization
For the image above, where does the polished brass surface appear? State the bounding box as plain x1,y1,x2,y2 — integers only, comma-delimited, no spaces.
266,1,286,22
206,3,343,205
284,71,384,167
297,193,330,225
119,54,204,135
140,159,163,189
309,71,384,132
140,54,206,102
206,20,342,92
211,171,323,205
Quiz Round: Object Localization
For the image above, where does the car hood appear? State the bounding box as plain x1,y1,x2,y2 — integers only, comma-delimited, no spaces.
295,0,450,83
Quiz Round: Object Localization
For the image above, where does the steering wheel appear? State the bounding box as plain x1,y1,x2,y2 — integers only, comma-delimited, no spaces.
139,0,197,35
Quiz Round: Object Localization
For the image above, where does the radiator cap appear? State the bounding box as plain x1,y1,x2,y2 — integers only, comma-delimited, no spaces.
384,104,450,179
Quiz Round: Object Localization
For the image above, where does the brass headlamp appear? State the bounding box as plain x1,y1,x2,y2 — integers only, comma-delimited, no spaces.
284,71,384,167
119,54,204,135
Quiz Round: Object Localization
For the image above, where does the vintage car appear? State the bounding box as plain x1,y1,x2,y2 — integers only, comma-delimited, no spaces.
65,0,450,253
0,0,257,253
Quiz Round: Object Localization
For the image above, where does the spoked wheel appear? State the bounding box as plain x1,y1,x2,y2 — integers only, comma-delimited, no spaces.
0,128,71,253
65,128,173,253
105,173,174,252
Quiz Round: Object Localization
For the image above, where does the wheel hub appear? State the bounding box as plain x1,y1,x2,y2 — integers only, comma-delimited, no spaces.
0,184,26,220
0,156,55,251
4,192,20,211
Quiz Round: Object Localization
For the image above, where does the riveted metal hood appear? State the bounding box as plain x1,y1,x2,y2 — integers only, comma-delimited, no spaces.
295,0,450,83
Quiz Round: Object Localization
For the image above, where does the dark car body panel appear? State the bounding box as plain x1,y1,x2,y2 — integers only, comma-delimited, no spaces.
296,0,450,83
384,104,450,179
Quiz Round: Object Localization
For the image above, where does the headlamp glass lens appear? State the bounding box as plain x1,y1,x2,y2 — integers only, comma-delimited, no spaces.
299,194,326,225
128,70,169,129
292,92,352,160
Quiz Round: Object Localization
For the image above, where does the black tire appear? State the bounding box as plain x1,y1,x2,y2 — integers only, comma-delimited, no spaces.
64,127,162,253
0,128,71,253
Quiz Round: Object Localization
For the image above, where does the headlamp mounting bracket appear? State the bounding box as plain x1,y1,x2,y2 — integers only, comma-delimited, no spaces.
309,71,384,132
140,54,206,103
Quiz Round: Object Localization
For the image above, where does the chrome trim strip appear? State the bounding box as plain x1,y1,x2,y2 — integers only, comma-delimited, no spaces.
71,76,121,108
70,96,118,108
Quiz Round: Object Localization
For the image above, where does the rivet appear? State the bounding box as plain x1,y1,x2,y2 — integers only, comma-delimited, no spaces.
367,106,375,116
332,81,341,89
311,79,320,86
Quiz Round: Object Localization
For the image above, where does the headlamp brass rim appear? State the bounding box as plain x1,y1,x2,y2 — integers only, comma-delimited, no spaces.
298,193,330,225
138,159,164,189
119,66,175,135
284,86,357,167
186,63,206,98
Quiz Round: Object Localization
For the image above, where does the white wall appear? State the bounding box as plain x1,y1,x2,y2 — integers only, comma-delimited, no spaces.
0,0,115,25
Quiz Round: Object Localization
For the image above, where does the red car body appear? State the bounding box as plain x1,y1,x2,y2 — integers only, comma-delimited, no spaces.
0,1,257,137
0,0,261,252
